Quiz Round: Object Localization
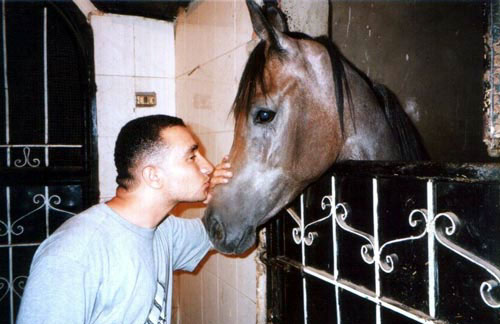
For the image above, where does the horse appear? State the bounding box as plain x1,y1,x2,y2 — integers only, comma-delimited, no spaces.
202,0,426,254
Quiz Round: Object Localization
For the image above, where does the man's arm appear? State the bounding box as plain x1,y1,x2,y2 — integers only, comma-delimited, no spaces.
158,216,212,271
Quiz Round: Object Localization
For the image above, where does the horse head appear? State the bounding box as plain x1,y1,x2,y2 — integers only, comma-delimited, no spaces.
203,0,416,254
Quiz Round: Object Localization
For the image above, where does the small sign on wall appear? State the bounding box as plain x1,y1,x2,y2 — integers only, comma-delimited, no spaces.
136,92,157,107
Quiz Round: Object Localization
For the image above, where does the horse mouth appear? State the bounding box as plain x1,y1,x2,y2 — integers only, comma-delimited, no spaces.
233,227,256,254
217,227,255,254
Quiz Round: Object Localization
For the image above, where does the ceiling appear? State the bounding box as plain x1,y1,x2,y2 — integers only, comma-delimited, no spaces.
90,0,194,21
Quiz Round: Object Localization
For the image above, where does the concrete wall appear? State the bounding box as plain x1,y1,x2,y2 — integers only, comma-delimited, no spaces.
173,1,329,323
89,11,179,321
90,13,176,201
174,1,258,323
329,1,490,162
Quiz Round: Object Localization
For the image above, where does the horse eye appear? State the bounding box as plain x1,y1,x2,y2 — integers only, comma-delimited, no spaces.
255,109,276,124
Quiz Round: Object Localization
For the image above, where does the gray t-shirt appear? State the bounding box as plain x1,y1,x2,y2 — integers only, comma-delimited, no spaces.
16,203,212,324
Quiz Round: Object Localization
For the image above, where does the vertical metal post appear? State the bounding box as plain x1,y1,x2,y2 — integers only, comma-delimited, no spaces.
373,178,381,324
427,180,438,318
45,186,49,237
7,187,13,324
2,0,9,167
43,7,49,167
300,194,308,324
332,176,341,324
2,2,13,323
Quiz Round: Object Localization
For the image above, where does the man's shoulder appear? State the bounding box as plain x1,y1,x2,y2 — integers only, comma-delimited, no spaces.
33,204,111,263
54,203,110,239
156,215,206,245
157,215,203,232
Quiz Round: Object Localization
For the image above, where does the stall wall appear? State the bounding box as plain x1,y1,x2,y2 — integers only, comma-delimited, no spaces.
174,1,258,323
90,13,176,201
174,1,330,323
90,11,179,320
329,1,489,162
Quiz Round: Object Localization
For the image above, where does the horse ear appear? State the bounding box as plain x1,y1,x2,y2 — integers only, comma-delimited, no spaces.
263,3,288,33
246,0,284,49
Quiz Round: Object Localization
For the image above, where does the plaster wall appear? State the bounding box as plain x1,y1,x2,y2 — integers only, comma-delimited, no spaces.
174,1,257,323
90,13,176,201
329,1,489,162
173,1,328,323
90,11,179,322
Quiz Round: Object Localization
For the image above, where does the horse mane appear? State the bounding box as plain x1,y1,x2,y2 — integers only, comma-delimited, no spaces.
231,32,353,135
232,32,427,161
372,84,428,161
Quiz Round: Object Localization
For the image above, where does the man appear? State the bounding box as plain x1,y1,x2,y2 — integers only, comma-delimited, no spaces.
16,115,232,324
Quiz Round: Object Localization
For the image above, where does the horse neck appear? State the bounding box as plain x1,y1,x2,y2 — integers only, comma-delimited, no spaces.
333,67,402,162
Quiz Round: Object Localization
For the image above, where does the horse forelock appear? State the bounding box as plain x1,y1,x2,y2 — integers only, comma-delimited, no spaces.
231,33,352,136
231,41,267,122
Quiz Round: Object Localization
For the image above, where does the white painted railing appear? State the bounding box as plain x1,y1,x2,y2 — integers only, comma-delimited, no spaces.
287,177,500,324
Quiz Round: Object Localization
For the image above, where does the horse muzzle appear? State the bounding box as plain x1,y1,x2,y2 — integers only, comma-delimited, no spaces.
202,208,256,254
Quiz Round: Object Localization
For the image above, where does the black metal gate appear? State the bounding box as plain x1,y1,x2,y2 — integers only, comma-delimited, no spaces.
0,1,97,322
265,161,500,324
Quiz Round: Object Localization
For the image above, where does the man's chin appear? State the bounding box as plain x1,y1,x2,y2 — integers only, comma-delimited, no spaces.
188,191,209,204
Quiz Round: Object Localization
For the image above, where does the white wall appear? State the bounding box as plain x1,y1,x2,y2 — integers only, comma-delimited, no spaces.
90,11,181,322
174,1,258,324
173,1,329,323
90,13,176,201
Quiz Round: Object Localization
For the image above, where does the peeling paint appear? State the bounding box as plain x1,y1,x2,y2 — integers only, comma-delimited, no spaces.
255,228,267,324
483,0,500,156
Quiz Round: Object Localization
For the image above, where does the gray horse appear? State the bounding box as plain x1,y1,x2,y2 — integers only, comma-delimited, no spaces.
203,0,425,254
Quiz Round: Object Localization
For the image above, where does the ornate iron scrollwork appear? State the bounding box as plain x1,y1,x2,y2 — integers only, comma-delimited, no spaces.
14,147,41,168
433,212,500,308
1,192,75,237
288,195,500,309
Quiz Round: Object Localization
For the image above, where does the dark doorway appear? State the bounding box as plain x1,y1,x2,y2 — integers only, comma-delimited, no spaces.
0,1,97,322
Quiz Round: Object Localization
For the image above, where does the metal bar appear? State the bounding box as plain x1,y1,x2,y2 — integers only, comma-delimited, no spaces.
332,176,341,324
373,178,381,324
0,243,41,248
2,0,10,167
303,266,437,324
427,180,438,318
332,176,339,280
43,7,49,167
300,194,308,324
45,186,49,237
0,144,82,148
7,187,13,324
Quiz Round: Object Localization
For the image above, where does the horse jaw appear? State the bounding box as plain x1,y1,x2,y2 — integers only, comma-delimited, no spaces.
203,161,303,254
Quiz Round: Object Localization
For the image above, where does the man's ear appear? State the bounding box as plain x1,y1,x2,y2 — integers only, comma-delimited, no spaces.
142,165,163,189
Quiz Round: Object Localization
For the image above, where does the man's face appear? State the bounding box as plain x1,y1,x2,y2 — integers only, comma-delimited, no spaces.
158,126,214,202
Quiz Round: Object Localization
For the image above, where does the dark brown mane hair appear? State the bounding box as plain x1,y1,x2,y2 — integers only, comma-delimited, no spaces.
231,32,427,160
231,32,353,134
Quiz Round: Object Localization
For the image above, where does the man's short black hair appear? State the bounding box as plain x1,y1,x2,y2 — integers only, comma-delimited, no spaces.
114,114,185,189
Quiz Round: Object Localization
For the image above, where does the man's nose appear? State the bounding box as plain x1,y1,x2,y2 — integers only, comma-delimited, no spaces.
199,155,214,175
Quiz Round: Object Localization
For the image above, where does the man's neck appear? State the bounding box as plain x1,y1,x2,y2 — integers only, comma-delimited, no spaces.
106,187,176,228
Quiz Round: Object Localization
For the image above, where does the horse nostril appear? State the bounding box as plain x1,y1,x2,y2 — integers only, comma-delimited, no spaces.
210,217,225,243
215,226,224,241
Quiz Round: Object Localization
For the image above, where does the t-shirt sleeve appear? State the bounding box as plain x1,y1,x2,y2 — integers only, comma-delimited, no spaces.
159,216,213,272
16,255,97,324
